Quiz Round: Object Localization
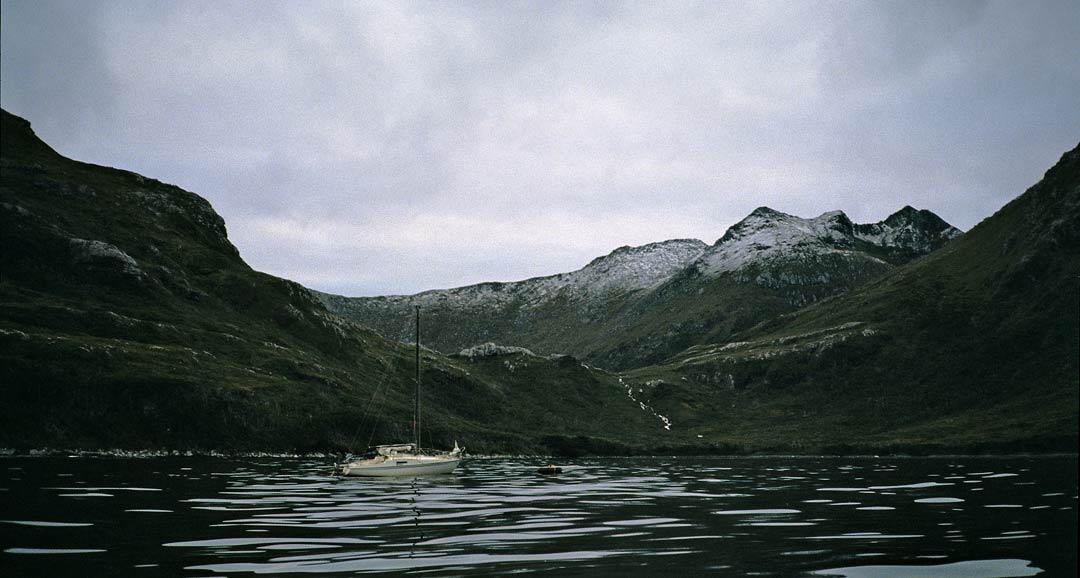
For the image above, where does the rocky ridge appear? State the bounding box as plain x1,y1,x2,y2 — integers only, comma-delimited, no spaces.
697,206,960,277
319,206,962,369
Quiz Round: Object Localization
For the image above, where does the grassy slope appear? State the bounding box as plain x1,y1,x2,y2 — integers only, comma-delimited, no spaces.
584,252,895,370
623,144,1080,453
0,109,660,454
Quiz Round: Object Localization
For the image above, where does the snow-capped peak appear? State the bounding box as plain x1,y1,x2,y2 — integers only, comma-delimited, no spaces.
695,206,961,277
853,206,963,252
697,208,858,276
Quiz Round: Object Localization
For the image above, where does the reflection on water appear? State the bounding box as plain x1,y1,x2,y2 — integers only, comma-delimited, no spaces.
811,558,1044,577
0,456,1076,576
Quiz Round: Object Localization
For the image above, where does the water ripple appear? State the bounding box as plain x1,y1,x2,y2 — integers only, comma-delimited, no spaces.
2,455,1075,576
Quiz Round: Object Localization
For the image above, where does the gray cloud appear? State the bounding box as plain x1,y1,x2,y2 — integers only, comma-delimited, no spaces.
3,0,1078,295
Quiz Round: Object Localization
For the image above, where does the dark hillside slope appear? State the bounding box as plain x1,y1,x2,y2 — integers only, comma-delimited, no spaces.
625,143,1080,452
0,109,659,453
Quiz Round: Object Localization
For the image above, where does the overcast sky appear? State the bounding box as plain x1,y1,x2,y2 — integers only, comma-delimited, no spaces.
3,1,1078,295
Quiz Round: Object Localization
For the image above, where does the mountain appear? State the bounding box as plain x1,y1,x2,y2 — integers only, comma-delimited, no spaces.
696,206,960,278
620,143,1080,453
0,109,662,454
318,206,960,370
3,105,1072,456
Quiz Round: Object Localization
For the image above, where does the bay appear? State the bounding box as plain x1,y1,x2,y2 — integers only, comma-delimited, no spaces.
1,455,1075,576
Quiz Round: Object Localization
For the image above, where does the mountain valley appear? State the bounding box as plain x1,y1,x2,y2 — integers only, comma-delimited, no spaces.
1,107,1076,455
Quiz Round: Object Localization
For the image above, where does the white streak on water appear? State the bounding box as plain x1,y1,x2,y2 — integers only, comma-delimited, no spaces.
811,558,1041,577
0,520,93,527
5,548,106,554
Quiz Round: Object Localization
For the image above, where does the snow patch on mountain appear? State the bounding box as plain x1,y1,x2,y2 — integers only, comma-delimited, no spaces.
354,238,707,312
558,238,707,293
695,206,962,278
696,208,869,276
853,206,963,252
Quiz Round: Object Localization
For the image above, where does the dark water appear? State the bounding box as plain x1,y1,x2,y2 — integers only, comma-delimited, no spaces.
1,456,1075,577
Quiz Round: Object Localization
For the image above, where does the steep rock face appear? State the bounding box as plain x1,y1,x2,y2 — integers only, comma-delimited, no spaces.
321,206,961,370
0,110,244,309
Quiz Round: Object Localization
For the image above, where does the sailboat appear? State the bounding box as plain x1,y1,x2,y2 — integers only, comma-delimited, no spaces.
341,306,463,477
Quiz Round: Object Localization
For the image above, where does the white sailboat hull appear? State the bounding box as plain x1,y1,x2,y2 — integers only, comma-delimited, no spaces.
340,309,462,478
342,455,460,477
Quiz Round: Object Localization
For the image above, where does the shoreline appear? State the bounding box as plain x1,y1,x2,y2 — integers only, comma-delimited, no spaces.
3,448,1076,460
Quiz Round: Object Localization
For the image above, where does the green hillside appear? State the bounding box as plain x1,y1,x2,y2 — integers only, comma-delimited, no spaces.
623,143,1080,453
0,109,659,454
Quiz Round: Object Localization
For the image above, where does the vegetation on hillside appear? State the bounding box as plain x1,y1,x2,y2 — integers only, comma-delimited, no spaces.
2,108,1075,455
0,109,659,454
623,144,1080,453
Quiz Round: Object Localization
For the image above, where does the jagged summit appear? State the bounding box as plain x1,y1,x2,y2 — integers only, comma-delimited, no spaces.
890,205,919,217
718,207,854,241
747,206,785,218
702,208,859,276
855,206,962,254
699,206,961,276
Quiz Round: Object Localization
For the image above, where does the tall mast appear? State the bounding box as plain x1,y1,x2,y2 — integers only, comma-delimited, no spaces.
414,305,421,451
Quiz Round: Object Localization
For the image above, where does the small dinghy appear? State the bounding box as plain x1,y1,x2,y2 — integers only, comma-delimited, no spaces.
537,464,562,475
